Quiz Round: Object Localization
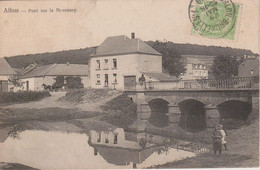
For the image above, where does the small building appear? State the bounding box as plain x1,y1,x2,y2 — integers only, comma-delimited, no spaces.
181,55,216,80
238,56,259,77
0,58,16,92
89,33,170,91
19,63,89,91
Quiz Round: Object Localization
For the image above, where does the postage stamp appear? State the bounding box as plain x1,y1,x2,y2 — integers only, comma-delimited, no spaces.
189,0,240,40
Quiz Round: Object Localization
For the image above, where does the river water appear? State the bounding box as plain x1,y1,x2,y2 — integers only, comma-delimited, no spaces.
0,128,195,169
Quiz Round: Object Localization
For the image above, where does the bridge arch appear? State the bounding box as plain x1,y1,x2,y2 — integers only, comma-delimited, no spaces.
147,98,169,128
217,100,252,129
178,99,207,133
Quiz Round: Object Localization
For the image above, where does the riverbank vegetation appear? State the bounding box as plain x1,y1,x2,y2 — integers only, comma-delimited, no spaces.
0,91,51,104
100,93,137,128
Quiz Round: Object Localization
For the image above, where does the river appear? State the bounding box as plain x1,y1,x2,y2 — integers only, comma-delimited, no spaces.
0,128,195,169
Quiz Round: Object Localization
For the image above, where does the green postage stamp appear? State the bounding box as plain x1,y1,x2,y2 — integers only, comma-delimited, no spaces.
189,0,240,40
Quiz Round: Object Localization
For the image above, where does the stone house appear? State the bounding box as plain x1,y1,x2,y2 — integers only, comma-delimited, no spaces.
19,63,89,91
89,33,175,90
181,55,216,80
0,58,16,92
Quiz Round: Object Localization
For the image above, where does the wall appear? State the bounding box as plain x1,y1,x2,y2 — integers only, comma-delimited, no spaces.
20,77,35,91
0,75,15,92
0,76,8,81
20,75,89,91
90,53,162,90
139,54,162,73
81,76,89,88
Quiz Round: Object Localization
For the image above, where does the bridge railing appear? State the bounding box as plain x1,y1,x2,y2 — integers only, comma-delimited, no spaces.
134,77,258,90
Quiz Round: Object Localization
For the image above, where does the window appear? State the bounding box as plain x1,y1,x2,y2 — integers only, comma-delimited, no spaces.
104,59,108,69
96,74,101,84
105,133,109,144
113,74,117,83
114,133,118,144
113,59,117,68
96,60,100,69
97,132,101,143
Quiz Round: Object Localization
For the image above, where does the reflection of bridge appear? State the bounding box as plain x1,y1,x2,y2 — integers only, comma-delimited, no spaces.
125,77,259,132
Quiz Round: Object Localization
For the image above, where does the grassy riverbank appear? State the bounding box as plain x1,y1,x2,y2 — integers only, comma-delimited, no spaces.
153,119,259,168
0,91,51,104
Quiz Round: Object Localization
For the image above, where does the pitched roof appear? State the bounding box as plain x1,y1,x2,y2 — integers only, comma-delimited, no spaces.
143,72,178,82
94,145,160,165
91,35,161,57
21,63,89,78
238,58,259,77
0,58,16,75
182,55,216,65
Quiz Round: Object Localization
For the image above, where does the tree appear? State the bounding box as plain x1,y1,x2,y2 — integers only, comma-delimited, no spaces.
8,74,23,87
211,55,239,79
65,76,83,89
150,41,186,77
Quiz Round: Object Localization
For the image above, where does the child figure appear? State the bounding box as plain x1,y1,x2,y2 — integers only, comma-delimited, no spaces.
212,124,223,156
219,124,228,150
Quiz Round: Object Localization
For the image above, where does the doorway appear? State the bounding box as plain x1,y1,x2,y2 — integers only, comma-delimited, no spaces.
104,74,108,87
124,76,136,90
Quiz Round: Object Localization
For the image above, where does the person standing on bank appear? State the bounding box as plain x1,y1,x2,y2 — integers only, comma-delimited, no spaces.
219,124,228,150
212,124,223,156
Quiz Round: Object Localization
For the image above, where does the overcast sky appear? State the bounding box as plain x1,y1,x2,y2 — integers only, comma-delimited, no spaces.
0,0,259,57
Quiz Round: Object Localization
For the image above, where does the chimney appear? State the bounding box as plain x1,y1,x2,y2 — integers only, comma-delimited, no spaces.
131,32,135,39
67,62,70,66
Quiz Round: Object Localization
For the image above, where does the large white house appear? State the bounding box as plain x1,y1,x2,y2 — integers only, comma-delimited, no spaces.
19,63,89,91
181,55,216,80
89,34,170,90
0,58,16,92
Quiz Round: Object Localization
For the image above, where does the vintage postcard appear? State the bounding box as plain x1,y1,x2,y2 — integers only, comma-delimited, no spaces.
0,0,259,169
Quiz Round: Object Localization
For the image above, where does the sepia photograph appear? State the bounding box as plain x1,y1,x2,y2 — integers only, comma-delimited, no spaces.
0,0,259,169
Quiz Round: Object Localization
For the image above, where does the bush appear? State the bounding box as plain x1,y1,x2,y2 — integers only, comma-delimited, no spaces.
101,94,137,128
58,89,86,103
65,76,83,89
0,91,51,104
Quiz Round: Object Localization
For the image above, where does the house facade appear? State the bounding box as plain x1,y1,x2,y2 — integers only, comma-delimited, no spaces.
0,58,16,92
181,55,216,80
19,63,89,91
89,34,164,90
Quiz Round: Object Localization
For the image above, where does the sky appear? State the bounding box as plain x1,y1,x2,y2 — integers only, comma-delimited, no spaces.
0,0,259,58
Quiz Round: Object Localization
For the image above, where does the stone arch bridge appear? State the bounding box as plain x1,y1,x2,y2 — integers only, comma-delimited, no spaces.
125,88,259,131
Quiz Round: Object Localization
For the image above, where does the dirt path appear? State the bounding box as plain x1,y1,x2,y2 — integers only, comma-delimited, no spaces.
77,91,122,112
2,92,71,109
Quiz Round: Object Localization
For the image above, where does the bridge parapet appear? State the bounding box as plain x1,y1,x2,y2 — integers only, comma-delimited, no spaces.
132,77,258,91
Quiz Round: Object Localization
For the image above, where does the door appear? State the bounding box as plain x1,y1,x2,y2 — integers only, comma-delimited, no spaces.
0,81,8,92
124,76,136,90
104,74,108,87
26,81,29,91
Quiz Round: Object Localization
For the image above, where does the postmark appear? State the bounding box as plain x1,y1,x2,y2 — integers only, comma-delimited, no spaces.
189,0,240,40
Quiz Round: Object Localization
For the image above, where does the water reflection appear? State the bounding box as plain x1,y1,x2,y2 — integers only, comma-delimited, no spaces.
0,128,195,169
